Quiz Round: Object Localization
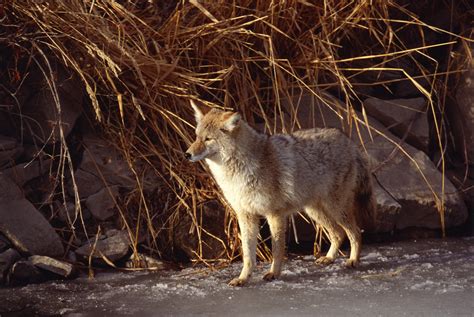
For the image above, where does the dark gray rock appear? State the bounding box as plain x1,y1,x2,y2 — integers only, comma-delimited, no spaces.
0,248,21,283
75,230,130,264
56,201,77,224
363,97,429,152
85,186,119,221
70,136,135,199
393,77,431,98
172,200,228,260
15,61,83,144
0,234,11,253
0,135,22,168
0,173,23,202
3,159,53,186
373,183,401,232
29,255,75,278
9,260,45,284
0,199,64,256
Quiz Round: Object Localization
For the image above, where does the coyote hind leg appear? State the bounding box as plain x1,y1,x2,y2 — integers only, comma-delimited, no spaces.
305,206,345,265
339,219,361,268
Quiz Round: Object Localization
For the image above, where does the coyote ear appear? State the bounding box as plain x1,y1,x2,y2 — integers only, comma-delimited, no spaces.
222,112,241,132
190,100,210,123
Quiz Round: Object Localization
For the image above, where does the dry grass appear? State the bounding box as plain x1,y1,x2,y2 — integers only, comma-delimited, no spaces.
1,0,472,265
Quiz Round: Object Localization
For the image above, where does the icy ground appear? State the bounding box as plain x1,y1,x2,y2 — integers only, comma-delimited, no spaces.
1,238,473,316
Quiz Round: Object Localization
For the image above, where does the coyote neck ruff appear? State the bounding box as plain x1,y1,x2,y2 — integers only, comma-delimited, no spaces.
186,101,376,287
205,122,296,216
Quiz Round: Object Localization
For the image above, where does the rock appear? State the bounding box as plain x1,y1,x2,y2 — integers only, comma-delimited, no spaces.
9,260,45,284
0,199,64,257
173,200,228,260
0,135,22,168
0,173,23,202
363,97,429,152
373,182,401,232
85,186,119,221
2,159,53,186
0,248,21,283
71,136,135,199
15,61,83,144
75,230,130,264
453,46,474,165
125,253,168,270
29,255,75,278
393,77,431,98
280,90,468,231
56,201,78,224
0,234,10,253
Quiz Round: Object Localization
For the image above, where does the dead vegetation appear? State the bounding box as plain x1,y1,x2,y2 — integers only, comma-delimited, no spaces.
0,0,472,266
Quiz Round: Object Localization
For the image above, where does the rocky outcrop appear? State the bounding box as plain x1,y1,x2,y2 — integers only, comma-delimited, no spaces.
0,199,64,257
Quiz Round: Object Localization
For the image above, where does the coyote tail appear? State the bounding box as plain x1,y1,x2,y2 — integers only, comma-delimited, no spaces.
355,159,377,231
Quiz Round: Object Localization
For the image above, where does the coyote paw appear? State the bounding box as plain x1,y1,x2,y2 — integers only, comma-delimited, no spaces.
262,272,278,281
345,259,359,268
315,256,335,265
228,278,246,287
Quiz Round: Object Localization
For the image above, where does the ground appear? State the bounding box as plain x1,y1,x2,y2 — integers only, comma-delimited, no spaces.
0,237,473,316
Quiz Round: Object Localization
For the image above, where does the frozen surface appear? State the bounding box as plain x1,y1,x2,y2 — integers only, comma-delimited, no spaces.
1,238,473,316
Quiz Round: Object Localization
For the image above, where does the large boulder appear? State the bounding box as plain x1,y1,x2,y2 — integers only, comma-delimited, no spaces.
0,199,64,257
363,97,429,153
281,91,468,232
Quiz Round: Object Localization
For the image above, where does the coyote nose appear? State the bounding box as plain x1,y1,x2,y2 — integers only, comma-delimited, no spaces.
184,152,192,160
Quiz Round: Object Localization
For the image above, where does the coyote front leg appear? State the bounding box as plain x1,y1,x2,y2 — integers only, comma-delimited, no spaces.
263,214,286,281
229,212,259,287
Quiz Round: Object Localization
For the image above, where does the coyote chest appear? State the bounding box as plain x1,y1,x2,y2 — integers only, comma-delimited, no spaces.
205,159,279,216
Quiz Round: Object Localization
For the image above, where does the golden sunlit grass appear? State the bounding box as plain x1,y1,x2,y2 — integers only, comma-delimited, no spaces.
2,0,472,266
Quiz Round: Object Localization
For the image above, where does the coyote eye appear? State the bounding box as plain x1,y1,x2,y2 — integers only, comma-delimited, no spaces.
204,137,213,142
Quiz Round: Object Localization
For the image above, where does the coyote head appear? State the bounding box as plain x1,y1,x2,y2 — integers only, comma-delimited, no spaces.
185,100,241,162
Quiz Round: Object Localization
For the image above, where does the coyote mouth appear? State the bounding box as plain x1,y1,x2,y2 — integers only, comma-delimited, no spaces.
185,149,210,162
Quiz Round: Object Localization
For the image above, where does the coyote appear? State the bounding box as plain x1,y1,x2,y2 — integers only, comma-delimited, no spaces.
185,101,375,286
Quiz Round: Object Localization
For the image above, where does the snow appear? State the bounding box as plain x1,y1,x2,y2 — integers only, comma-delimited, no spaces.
0,238,473,316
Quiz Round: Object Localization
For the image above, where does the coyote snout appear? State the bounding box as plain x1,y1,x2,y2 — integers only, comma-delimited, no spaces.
187,100,375,287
